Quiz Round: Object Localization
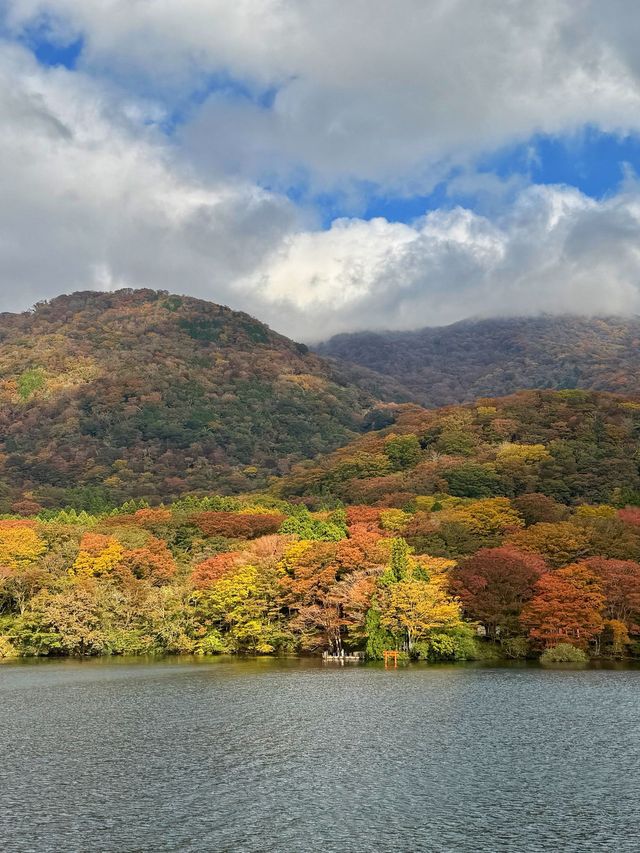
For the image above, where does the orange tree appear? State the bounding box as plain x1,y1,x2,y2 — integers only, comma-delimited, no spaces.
521,563,605,649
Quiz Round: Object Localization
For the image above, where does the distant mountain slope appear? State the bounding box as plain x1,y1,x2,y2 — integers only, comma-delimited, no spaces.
0,289,384,510
317,316,640,407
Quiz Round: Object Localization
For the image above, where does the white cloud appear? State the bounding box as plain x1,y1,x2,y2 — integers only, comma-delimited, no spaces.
3,4,640,343
0,42,297,314
6,0,640,191
248,185,640,341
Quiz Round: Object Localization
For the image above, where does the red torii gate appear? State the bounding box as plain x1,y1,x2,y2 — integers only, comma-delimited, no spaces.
383,650,399,668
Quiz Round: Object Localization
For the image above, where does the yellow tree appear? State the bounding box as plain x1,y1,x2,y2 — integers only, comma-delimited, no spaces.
0,521,46,568
72,534,124,577
440,497,524,536
195,560,288,653
378,564,462,652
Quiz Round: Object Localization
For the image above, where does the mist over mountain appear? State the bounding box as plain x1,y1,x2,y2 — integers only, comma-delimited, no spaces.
317,316,640,408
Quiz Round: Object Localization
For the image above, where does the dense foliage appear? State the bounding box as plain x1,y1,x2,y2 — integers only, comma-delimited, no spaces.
278,390,640,509
2,292,640,663
1,480,640,661
318,316,640,407
0,289,379,510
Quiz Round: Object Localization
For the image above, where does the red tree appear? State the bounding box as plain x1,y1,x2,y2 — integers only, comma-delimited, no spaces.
451,546,547,638
521,563,605,648
584,557,640,628
191,552,244,589
119,537,177,585
618,507,640,527
345,506,384,535
191,512,285,539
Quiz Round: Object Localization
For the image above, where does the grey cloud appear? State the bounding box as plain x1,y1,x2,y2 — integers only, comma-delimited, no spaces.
3,7,640,343
247,188,640,341
8,1,640,192
0,44,298,318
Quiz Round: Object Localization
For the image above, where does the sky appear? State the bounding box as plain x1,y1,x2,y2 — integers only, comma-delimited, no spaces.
3,1,640,341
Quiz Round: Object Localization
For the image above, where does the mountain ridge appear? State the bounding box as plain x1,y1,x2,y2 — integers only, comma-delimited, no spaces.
5,292,640,514
317,315,640,407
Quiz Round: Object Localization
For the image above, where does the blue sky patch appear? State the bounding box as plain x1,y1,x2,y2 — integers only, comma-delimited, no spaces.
14,17,83,71
16,17,640,227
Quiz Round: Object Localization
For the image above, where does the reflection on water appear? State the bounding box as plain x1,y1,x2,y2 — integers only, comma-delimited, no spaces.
1,657,639,852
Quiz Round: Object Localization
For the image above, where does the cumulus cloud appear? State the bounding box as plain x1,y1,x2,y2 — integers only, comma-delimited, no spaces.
6,0,640,191
0,42,297,314
2,3,640,341
247,186,640,340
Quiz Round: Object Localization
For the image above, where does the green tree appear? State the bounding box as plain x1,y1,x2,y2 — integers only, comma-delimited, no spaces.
384,434,422,470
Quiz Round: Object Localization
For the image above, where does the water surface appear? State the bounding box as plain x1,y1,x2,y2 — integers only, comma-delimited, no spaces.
1,657,639,852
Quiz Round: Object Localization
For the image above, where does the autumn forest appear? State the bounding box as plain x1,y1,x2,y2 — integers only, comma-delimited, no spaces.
2,290,640,664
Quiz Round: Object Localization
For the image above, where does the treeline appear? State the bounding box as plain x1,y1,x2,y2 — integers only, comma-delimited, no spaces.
2,385,640,662
1,491,640,662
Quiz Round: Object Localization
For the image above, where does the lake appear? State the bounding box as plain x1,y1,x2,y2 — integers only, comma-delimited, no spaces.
1,657,639,852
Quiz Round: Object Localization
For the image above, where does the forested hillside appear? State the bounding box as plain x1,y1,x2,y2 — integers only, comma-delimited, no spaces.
3,296,640,664
278,390,640,511
2,399,640,661
318,316,640,407
0,289,383,511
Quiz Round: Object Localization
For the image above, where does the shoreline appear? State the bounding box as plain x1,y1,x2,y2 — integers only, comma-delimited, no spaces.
3,652,640,671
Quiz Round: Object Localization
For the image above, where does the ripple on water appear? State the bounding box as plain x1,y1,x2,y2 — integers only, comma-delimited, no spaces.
1,658,639,853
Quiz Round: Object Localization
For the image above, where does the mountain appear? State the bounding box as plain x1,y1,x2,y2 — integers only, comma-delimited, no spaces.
317,316,640,407
277,389,640,511
0,289,386,511
8,293,640,517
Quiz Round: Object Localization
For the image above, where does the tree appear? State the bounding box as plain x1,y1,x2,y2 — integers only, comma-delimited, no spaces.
521,563,605,649
405,518,489,559
379,509,411,532
333,530,388,576
73,534,123,577
375,544,462,652
444,463,502,498
513,493,569,526
618,507,640,527
364,607,395,659
191,552,244,589
508,522,591,568
0,565,50,615
378,576,462,652
580,517,640,562
13,583,108,656
345,506,383,534
380,537,412,584
495,443,551,466
119,538,177,585
279,541,343,650
451,547,547,639
440,497,523,536
0,521,46,569
332,569,378,647
583,557,640,626
384,434,422,470
279,506,346,541
131,507,173,531
195,562,288,653
601,619,630,657
192,512,285,539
